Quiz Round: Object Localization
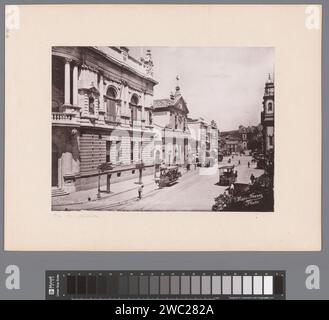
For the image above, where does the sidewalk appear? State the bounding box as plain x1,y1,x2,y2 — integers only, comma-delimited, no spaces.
52,166,193,211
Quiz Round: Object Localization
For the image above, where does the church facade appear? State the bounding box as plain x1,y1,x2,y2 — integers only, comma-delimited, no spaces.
152,81,191,166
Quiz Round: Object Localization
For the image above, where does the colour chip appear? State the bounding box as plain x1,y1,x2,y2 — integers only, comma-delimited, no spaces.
160,276,169,295
66,276,76,295
243,276,252,295
87,276,96,295
181,276,190,294
77,276,86,294
222,276,232,295
253,276,263,295
264,276,273,295
201,276,211,295
129,276,139,295
118,275,128,295
212,276,221,294
191,276,200,294
108,275,118,296
170,276,180,295
274,276,284,295
150,276,159,295
139,276,149,295
232,276,242,295
97,275,108,295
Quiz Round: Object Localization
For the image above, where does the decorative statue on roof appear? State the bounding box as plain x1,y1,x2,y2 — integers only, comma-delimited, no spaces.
143,49,154,77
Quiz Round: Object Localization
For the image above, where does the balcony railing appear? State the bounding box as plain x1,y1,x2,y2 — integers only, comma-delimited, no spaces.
52,112,79,126
52,112,73,121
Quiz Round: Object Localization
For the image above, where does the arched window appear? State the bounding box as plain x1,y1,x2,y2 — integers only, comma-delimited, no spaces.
106,87,117,98
105,87,117,122
131,94,139,106
268,101,273,112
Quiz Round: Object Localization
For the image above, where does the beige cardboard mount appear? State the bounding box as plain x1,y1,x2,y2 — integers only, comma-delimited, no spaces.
5,5,322,251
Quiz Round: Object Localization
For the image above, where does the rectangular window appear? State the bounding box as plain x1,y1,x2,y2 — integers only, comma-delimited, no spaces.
137,108,142,121
269,136,273,146
116,141,121,163
149,111,152,125
131,107,138,121
106,141,112,163
144,110,149,124
268,102,273,112
89,95,95,115
130,141,134,162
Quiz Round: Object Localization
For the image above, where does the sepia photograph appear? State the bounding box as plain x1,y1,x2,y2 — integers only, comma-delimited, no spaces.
51,46,275,212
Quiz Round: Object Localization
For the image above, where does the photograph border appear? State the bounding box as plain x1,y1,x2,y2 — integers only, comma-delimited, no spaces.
0,0,327,300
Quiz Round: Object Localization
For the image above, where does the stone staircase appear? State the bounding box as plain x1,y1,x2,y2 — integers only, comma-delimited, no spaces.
51,187,69,197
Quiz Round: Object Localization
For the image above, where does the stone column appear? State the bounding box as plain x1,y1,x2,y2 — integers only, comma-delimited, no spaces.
64,58,71,105
72,63,78,106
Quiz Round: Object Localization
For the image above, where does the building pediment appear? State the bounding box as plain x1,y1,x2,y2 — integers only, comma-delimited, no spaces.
173,96,189,114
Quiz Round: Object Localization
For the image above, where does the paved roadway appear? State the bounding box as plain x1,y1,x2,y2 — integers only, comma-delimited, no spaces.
97,155,264,212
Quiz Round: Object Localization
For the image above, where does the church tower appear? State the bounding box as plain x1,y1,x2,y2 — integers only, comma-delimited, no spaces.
261,74,274,155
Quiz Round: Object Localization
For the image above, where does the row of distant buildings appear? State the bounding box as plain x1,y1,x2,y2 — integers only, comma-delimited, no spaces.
219,124,263,155
219,74,274,157
52,46,219,194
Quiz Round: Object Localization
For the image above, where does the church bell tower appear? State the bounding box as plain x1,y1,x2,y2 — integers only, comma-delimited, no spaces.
261,74,275,154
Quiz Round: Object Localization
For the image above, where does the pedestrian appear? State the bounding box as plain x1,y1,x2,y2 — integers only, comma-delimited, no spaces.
238,160,241,165
229,183,235,195
250,173,255,185
248,161,250,168
138,184,144,200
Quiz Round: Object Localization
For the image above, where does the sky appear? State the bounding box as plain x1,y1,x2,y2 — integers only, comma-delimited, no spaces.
129,47,274,131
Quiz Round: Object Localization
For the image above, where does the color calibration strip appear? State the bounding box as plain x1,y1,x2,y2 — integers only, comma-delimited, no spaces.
46,270,285,300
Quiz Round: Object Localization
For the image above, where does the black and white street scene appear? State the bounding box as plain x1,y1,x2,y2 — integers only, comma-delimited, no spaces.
52,47,274,212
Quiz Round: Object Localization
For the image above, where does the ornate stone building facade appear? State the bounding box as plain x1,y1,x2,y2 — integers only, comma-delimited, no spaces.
52,47,158,193
187,118,219,166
